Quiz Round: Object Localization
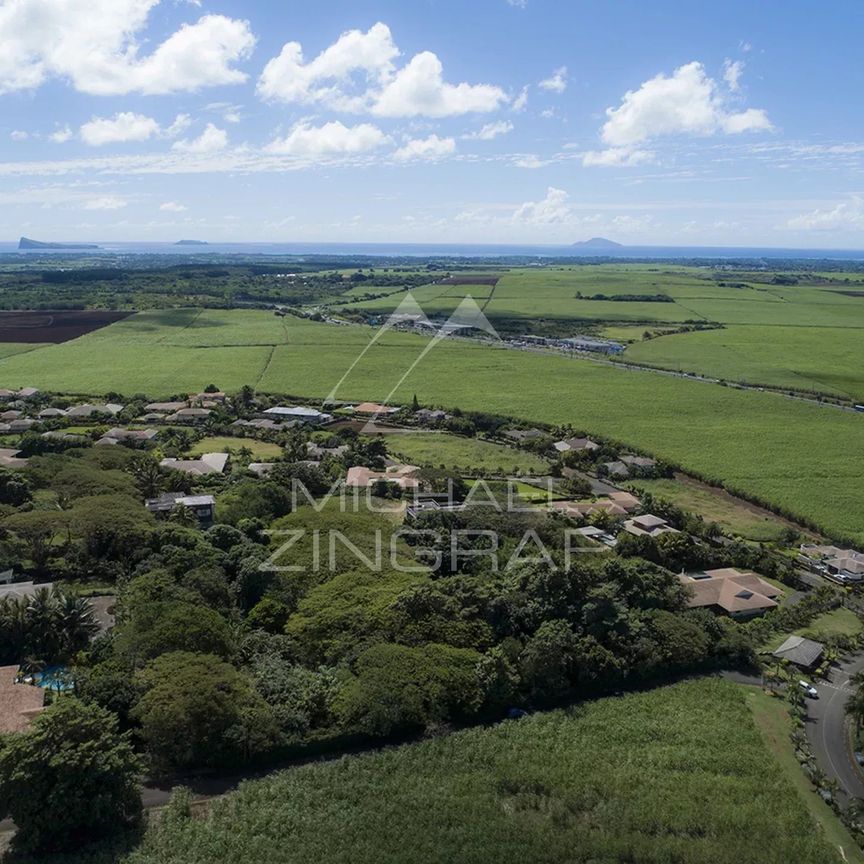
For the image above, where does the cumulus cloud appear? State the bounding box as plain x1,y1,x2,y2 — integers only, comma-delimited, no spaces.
512,186,571,224
393,135,456,162
0,0,255,96
80,112,161,146
172,124,228,154
539,66,567,93
462,120,514,141
584,60,771,166
159,201,187,212
258,22,507,117
787,197,864,231
84,195,127,210
265,121,389,156
10,130,28,141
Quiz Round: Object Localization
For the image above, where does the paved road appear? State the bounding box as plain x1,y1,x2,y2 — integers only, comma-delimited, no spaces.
725,659,864,805
806,654,864,805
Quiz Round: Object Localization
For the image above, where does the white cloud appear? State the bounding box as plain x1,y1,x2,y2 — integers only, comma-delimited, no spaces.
463,121,513,141
165,114,192,137
159,201,187,212
582,146,654,167
48,126,73,143
393,135,456,162
512,186,571,224
584,61,772,166
787,197,864,231
512,86,529,112
507,0,527,7
80,112,161,146
84,195,127,210
258,22,507,117
723,59,744,93
172,124,228,154
539,66,567,93
10,130,28,141
601,61,771,147
513,155,549,169
0,0,255,96
265,121,389,156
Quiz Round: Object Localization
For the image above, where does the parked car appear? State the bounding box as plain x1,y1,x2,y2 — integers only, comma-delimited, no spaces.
798,680,818,699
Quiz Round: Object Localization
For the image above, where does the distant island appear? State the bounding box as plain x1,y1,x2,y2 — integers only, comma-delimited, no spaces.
174,240,208,246
571,237,623,249
18,237,100,250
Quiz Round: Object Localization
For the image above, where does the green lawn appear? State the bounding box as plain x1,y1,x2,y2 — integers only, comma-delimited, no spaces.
626,477,790,543
761,608,864,653
125,679,843,864
385,432,549,475
188,436,283,459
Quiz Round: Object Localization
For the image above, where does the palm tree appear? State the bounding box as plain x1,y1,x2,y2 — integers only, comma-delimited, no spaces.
56,592,98,657
127,454,165,498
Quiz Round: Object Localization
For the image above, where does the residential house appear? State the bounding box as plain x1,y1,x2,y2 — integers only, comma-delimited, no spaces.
65,403,124,418
167,407,213,423
191,392,227,404
773,635,824,670
574,525,618,547
139,413,168,424
621,513,679,538
0,411,21,421
8,419,34,433
16,388,39,399
621,455,657,469
553,436,600,453
0,390,17,401
0,667,44,734
602,460,629,478
262,406,332,425
346,464,421,490
0,581,51,601
247,463,276,478
504,428,544,443
160,452,229,476
679,568,781,619
0,448,28,469
414,408,449,424
101,428,158,444
306,441,349,460
37,408,66,419
145,493,216,527
145,401,188,413
798,544,864,585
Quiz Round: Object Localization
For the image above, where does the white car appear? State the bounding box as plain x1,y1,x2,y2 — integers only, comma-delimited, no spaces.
798,680,818,699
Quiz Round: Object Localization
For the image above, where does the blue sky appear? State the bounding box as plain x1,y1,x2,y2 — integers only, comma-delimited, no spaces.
1,0,863,246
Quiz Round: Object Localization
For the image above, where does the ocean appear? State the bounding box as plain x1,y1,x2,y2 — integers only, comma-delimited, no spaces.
1,241,864,261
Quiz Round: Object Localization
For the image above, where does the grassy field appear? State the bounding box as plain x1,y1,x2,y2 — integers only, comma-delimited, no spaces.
761,608,864,653
744,687,864,864
385,432,549,475
125,679,842,864
626,477,791,543
625,325,864,400
0,309,862,542
188,436,283,459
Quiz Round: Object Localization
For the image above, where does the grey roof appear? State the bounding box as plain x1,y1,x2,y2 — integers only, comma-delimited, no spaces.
773,635,824,667
66,403,124,417
0,581,52,600
145,492,216,513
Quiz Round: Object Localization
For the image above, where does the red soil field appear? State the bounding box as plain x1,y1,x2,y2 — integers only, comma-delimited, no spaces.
0,310,132,343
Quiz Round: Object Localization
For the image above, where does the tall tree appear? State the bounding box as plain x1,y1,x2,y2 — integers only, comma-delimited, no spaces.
0,699,142,854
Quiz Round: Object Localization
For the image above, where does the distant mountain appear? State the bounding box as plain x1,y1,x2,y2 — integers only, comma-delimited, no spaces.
19,237,100,250
174,240,208,246
571,237,623,249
